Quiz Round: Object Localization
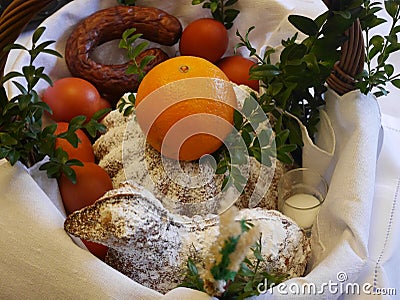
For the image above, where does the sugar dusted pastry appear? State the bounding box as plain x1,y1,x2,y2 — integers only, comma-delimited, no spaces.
78,88,306,294
94,106,288,214
64,181,311,294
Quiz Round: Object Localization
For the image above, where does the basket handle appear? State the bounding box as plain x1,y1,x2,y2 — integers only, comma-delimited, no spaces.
0,0,54,81
323,0,365,95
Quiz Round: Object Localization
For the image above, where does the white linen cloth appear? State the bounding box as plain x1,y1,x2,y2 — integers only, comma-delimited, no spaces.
0,159,162,300
258,89,382,299
1,0,399,299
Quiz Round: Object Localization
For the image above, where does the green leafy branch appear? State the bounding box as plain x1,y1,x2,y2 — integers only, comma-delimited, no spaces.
117,28,155,116
192,0,240,29
209,220,252,284
236,1,364,165
0,27,108,183
180,257,206,292
214,92,296,193
221,236,288,299
38,111,109,183
179,222,287,299
356,0,400,96
117,0,137,5
234,0,400,167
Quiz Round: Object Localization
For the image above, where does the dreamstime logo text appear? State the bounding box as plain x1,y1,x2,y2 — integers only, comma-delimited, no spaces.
257,272,397,296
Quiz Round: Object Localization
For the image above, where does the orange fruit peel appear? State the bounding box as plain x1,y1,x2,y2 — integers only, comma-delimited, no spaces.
135,56,238,161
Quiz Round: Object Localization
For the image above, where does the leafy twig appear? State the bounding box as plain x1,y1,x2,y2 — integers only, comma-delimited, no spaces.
117,0,137,5
357,0,400,97
179,257,206,292
222,236,288,299
119,28,155,83
0,27,108,183
214,92,296,193
236,1,364,165
192,0,240,29
235,1,400,168
180,219,287,299
117,28,155,116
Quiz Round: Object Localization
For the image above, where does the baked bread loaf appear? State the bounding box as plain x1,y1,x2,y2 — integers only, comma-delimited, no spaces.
93,96,289,215
77,87,308,294
64,181,311,294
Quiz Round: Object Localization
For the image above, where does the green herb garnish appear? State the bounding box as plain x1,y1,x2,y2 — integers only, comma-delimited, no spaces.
192,0,240,29
214,91,296,192
356,0,400,96
0,27,109,183
117,28,155,116
236,0,400,166
180,214,287,299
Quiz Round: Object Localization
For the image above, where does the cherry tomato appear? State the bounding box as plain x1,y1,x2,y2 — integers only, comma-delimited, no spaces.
81,239,108,261
179,18,228,63
58,162,113,215
42,77,111,122
216,55,260,91
54,122,95,162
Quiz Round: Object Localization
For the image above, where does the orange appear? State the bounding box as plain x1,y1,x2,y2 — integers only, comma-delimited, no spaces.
135,56,237,161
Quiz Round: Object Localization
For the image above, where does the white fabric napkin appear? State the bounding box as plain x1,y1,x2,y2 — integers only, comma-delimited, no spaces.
0,159,163,300
3,0,398,299
259,89,382,299
354,113,400,298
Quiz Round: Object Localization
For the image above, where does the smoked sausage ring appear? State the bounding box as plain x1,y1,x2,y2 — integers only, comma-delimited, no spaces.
65,5,182,104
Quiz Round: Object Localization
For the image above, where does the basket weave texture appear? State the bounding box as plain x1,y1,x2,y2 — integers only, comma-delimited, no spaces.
0,0,53,78
0,0,364,94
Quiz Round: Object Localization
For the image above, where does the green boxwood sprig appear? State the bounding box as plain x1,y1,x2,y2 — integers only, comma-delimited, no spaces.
356,0,400,96
235,0,400,166
0,27,109,183
117,28,155,116
192,0,240,29
179,222,288,299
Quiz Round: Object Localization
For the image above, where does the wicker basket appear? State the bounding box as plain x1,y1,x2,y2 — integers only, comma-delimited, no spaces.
0,0,364,94
0,0,53,79
323,0,365,95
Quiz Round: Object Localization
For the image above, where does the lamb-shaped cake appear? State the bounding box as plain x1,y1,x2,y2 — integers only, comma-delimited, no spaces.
93,106,289,215
64,181,311,294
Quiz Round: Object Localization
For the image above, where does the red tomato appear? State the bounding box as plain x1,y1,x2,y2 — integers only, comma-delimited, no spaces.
217,56,260,91
54,122,95,162
58,162,113,215
179,18,229,63
97,97,112,120
58,161,112,260
81,239,108,261
42,77,111,122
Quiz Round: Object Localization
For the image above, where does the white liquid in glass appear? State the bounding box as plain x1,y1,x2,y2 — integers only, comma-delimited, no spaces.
282,193,321,229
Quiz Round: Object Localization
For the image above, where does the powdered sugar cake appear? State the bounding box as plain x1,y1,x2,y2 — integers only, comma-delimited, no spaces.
65,181,310,294
64,87,310,293
94,88,289,215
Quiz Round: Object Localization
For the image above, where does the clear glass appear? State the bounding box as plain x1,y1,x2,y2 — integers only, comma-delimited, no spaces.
278,168,328,234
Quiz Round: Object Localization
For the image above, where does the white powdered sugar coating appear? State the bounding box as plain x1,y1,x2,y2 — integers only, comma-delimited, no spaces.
65,182,310,294
81,88,310,293
94,101,285,215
